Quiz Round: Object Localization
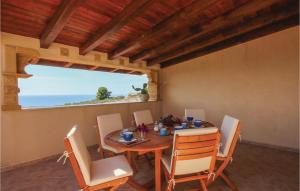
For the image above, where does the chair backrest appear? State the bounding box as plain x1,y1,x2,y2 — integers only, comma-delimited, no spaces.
170,128,220,176
97,113,123,146
185,108,206,121
65,126,91,186
133,110,153,126
219,115,240,157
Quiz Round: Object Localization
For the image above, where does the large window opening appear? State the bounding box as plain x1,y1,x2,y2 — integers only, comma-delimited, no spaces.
19,65,148,108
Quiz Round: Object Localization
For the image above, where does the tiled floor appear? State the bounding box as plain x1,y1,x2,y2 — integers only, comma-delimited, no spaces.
1,143,299,191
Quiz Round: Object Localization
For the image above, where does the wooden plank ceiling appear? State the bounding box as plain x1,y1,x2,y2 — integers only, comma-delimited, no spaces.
1,0,299,68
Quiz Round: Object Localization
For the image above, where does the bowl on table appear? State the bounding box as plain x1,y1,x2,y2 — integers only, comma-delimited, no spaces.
193,120,202,128
181,122,188,129
174,125,184,131
186,116,194,122
123,132,134,141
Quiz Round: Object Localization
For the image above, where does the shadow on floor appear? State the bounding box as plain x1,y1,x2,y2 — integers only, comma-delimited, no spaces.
1,143,299,191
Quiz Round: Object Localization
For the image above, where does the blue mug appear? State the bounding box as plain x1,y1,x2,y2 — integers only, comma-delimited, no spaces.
123,132,133,141
194,120,202,128
181,122,188,129
187,116,194,122
160,128,168,136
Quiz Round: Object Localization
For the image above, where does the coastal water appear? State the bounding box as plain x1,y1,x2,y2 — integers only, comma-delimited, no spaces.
19,95,96,108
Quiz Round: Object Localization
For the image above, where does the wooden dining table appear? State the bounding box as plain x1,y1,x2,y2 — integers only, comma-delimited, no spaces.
104,122,214,191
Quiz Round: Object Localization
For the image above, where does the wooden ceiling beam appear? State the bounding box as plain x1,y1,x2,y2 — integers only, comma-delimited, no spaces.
109,0,220,59
148,1,299,66
161,15,299,68
79,0,156,55
131,0,282,63
40,0,83,48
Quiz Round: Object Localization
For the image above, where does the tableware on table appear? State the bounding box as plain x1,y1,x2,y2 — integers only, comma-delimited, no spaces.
174,125,184,130
119,137,137,143
194,120,202,128
187,116,194,122
154,121,159,131
158,122,164,129
160,127,168,136
123,132,133,141
120,129,129,137
137,123,148,140
181,122,188,128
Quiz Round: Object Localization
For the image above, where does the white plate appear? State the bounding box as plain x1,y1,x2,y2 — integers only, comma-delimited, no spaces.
174,125,184,130
118,138,137,143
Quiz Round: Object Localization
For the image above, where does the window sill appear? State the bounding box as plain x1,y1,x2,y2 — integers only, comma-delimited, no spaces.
18,100,160,111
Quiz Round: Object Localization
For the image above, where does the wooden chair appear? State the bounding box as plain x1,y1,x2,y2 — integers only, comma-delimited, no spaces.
64,126,133,191
185,108,206,121
161,127,221,191
133,109,155,165
133,109,154,126
208,115,241,191
96,113,124,158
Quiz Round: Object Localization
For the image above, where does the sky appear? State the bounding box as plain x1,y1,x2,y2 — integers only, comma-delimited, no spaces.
18,65,148,96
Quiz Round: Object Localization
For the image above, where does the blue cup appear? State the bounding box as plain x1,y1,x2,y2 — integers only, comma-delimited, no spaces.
194,120,202,128
123,132,133,141
181,122,188,129
160,128,168,136
187,116,194,122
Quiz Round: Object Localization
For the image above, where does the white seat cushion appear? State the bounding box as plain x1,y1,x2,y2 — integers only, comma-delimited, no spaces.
219,115,239,157
89,155,133,186
185,108,206,121
161,154,212,175
161,154,172,173
67,126,92,184
102,144,122,154
133,110,154,126
217,152,226,158
97,113,124,153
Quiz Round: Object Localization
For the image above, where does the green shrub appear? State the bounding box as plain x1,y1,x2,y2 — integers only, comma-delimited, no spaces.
96,87,111,100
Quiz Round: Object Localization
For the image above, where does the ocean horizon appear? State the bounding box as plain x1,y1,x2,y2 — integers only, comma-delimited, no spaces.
19,94,125,108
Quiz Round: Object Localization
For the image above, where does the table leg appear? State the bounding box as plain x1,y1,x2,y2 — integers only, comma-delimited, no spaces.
126,151,147,191
127,151,132,165
155,149,162,191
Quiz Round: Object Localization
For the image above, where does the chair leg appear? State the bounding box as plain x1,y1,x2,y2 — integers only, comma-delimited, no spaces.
199,179,208,191
131,155,138,172
108,186,119,191
136,152,154,167
145,153,154,167
98,147,104,159
220,172,238,191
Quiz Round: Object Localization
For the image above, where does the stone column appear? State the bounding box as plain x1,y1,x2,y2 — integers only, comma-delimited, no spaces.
147,70,158,101
1,45,20,110
1,46,39,110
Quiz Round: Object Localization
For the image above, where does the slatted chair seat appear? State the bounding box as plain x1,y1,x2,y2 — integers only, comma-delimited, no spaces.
161,127,221,191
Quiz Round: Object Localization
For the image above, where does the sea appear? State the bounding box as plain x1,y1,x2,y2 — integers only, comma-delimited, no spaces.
19,95,97,108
